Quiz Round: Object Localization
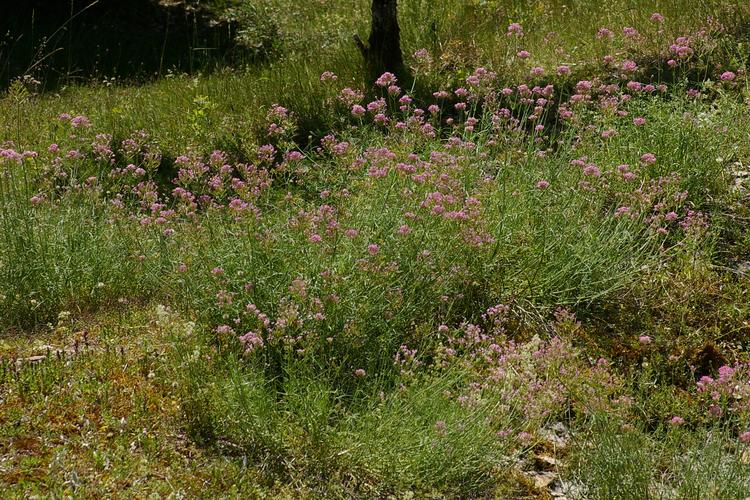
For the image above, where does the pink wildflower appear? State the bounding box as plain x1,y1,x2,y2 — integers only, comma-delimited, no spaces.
575,80,593,92
708,404,723,417
70,115,91,128
718,365,735,380
615,206,631,217
583,164,601,177
375,72,397,87
640,153,657,165
621,60,638,73
239,331,264,353
627,80,642,91
319,71,338,82
412,48,432,64
507,23,524,37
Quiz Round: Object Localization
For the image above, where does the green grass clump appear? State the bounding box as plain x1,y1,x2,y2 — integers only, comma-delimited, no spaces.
571,416,750,499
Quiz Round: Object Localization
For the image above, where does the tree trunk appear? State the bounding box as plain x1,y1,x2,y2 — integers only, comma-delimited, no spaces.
356,0,406,85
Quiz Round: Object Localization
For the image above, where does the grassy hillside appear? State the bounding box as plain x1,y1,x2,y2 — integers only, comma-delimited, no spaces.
2,1,750,497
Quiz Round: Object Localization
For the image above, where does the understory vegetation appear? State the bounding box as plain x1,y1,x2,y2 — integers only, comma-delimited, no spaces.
2,0,750,497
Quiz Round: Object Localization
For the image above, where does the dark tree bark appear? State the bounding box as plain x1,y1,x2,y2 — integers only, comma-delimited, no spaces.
356,0,408,86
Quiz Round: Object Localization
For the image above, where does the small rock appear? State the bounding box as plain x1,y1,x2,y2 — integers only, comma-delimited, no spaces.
728,259,750,276
553,478,586,499
18,355,46,364
529,471,557,489
540,421,570,449
534,454,561,470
